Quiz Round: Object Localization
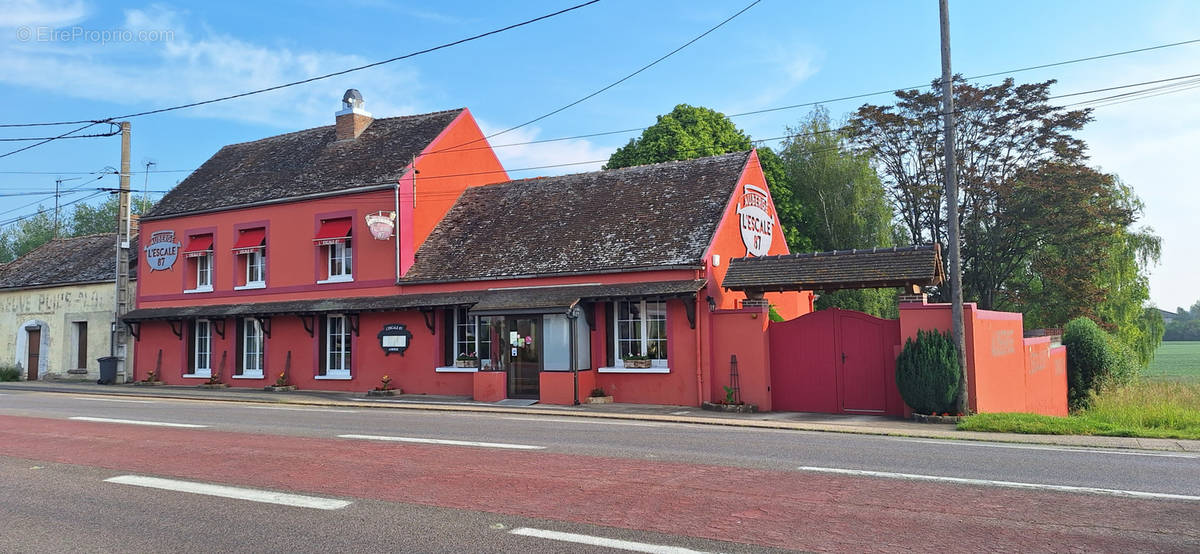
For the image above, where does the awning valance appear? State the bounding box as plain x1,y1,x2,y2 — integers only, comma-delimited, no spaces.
182,234,213,258
232,228,266,254
313,218,352,246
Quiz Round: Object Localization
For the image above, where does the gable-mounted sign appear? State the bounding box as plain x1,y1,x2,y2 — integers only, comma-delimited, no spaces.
737,184,774,257
378,323,413,356
144,230,181,271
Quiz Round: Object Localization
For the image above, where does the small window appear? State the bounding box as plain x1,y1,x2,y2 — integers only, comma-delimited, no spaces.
613,300,668,367
190,319,212,377
184,234,214,293
328,240,352,280
324,314,352,378
240,318,264,378
245,250,265,285
233,228,266,288
448,308,492,366
314,218,352,283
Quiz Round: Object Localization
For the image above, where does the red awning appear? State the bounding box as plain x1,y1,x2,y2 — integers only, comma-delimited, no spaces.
232,228,266,254
183,234,213,258
313,218,352,246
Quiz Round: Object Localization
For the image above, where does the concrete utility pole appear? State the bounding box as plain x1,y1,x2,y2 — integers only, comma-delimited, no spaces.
112,121,133,382
939,0,969,414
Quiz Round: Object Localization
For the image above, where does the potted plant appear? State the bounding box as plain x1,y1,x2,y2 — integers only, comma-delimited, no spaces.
367,374,400,396
135,369,163,386
264,370,296,392
622,354,652,369
199,369,228,389
701,385,758,413
455,352,480,368
586,387,613,404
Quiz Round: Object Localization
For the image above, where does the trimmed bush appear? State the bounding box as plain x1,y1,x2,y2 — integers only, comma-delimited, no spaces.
1063,317,1113,411
895,329,961,415
0,364,20,382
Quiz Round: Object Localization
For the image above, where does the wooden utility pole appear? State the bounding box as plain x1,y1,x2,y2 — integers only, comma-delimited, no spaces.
939,0,969,414
112,121,133,382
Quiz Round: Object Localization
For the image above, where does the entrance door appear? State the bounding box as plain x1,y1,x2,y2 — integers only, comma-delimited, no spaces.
838,313,888,412
505,317,541,398
26,328,40,381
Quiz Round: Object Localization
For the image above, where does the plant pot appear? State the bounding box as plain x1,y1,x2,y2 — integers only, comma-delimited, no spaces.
134,381,164,386
701,401,758,413
264,385,297,392
367,389,398,397
455,359,480,368
198,383,229,389
586,395,614,404
623,359,652,369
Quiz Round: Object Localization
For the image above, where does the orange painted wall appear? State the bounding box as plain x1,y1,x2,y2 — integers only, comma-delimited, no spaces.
539,369,596,406
707,306,772,411
472,371,507,402
701,150,809,320
592,298,703,407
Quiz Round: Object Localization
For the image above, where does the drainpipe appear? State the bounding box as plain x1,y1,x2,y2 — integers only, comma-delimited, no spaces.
568,305,579,406
394,179,401,282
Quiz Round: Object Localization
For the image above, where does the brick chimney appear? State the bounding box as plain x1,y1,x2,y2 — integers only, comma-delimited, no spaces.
335,88,373,140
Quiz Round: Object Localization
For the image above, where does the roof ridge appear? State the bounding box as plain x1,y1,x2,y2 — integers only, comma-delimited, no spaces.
464,150,754,193
218,107,466,149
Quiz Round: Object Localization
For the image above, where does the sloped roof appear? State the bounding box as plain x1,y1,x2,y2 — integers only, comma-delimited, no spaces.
402,151,752,283
0,233,128,290
147,109,465,218
722,245,944,292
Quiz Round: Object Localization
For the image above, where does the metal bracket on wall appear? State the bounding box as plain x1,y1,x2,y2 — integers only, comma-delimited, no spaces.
300,314,316,338
346,313,360,337
683,296,697,329
583,302,596,331
168,319,183,339
126,321,140,341
420,308,436,335
212,319,226,339
259,317,272,339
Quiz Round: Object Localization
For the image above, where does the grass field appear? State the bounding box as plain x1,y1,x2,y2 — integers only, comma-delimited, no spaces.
1146,341,1200,382
958,341,1200,439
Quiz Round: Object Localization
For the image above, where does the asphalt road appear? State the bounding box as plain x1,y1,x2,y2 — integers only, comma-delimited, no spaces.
1,389,1198,552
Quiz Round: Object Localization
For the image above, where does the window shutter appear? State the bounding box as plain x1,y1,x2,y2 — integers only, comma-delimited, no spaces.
605,302,614,367
235,318,245,376
317,316,327,376
442,309,454,366
186,320,195,374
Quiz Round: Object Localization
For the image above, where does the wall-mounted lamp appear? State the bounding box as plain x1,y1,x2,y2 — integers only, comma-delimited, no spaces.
711,254,721,267
706,295,716,312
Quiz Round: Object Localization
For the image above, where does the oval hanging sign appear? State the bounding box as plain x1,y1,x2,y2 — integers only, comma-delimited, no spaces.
736,184,774,257
144,230,181,271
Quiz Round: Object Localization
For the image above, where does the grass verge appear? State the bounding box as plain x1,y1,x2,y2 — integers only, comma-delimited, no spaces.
958,380,1200,440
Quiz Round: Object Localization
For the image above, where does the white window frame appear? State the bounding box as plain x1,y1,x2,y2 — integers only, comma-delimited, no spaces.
187,252,214,293
437,309,493,372
322,314,352,379
243,249,265,288
320,240,353,284
240,317,264,379
611,300,668,370
188,319,212,378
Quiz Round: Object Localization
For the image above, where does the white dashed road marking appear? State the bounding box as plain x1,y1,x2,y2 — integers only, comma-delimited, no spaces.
105,475,351,510
338,434,545,450
510,527,710,553
69,416,207,428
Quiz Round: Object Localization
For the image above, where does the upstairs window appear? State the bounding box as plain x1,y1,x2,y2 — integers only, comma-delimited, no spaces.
314,218,352,283
183,234,214,293
233,228,266,289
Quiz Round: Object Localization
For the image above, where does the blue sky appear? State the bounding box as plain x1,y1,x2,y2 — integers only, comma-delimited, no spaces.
1,0,1197,310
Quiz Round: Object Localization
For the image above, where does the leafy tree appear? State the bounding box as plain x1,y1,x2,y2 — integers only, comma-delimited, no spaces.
1164,300,1200,340
605,103,802,249
0,208,55,263
0,194,155,262
71,194,156,236
777,106,897,317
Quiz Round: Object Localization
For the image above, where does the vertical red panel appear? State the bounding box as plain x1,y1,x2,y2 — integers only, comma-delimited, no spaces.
769,310,838,413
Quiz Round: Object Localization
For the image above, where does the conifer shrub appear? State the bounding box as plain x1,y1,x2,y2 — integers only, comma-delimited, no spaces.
1063,317,1114,411
895,329,961,415
0,364,20,381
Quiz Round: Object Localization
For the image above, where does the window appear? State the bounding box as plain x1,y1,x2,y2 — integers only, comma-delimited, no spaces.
442,308,493,369
314,218,352,283
327,240,352,281
613,300,668,367
189,319,212,377
233,228,266,289
196,254,213,289
73,321,88,370
184,234,214,293
245,249,265,286
240,318,264,378
323,314,352,378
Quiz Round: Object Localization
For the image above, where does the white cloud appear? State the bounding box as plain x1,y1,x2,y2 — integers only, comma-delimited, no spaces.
0,2,423,128
0,0,88,27
476,120,616,178
723,41,822,114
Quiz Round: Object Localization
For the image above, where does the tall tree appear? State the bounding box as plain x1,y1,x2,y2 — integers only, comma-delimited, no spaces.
0,194,156,262
777,106,897,317
0,209,55,263
605,103,803,248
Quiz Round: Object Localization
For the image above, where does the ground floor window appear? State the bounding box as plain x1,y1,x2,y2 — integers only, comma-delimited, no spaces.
323,314,352,378
614,300,668,368
189,319,212,377
238,317,264,378
448,308,493,367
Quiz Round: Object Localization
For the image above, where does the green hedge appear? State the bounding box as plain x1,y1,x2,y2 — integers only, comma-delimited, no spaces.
1063,317,1113,411
0,364,20,382
895,329,961,415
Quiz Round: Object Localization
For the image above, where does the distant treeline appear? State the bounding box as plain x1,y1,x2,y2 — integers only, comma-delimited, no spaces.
1165,302,1200,341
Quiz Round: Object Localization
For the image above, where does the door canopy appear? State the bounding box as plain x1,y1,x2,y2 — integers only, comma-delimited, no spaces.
721,244,944,294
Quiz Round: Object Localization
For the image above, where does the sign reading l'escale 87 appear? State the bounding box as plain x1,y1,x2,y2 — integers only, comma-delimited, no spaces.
144,230,181,271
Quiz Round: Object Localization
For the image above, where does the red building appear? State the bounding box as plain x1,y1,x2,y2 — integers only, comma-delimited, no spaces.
124,91,808,407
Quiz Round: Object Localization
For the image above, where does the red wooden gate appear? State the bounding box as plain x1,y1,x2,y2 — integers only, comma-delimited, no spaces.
769,308,904,416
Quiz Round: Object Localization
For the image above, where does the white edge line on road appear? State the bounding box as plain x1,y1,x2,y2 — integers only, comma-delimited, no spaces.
243,405,358,413
510,528,709,554
894,437,1199,458
104,475,350,510
501,416,663,427
338,434,545,450
77,397,157,404
69,416,207,428
796,466,1200,502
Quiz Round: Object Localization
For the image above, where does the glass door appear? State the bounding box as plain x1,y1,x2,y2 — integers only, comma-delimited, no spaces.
505,317,541,398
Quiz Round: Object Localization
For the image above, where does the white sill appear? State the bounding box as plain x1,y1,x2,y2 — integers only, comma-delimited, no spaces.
435,366,479,373
232,374,264,379
317,275,353,284
314,374,352,380
598,366,671,374
182,373,211,379
183,287,213,294
234,282,266,291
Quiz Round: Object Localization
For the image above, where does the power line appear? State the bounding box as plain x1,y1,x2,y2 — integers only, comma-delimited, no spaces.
0,1,601,130
0,122,102,160
0,190,109,228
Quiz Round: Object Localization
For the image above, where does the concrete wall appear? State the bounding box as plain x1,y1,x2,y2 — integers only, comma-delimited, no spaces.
1,281,135,382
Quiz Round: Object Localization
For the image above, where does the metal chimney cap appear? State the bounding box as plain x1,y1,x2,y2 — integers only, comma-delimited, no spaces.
342,89,364,109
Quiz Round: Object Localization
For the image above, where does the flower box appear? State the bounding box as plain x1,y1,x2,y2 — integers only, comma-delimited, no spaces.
264,385,296,392
455,359,480,368
623,359,652,369
198,383,229,389
367,389,398,397
586,395,614,404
